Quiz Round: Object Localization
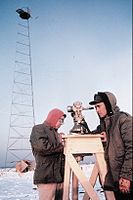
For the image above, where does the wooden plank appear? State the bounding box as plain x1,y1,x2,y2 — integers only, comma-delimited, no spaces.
67,153,100,200
63,135,104,154
63,155,71,200
72,172,79,200
104,191,116,200
83,164,99,200
63,135,116,200
95,153,107,185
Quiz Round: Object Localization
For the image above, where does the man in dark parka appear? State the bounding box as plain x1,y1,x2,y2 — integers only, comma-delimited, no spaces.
89,91,132,200
30,108,66,200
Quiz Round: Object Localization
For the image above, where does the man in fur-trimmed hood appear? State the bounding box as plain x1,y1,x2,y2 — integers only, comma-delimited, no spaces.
89,91,133,200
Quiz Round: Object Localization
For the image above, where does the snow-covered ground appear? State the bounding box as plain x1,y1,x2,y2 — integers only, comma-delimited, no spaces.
0,164,105,200
0,168,38,200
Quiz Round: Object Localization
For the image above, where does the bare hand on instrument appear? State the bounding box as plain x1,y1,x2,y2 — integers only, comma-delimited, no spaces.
59,132,65,145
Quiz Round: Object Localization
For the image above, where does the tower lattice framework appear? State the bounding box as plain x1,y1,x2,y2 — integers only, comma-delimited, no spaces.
5,8,35,167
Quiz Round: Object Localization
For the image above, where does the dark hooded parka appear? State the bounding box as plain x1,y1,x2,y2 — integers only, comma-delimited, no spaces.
90,92,132,191
30,108,66,185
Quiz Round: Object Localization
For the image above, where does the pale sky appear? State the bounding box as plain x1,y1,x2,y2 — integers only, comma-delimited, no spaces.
0,0,132,167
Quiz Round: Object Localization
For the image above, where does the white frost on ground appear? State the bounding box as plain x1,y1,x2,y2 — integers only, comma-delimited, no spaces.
0,168,38,200
0,164,105,200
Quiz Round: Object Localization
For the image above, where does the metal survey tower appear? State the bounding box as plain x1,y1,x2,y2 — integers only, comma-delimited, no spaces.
5,8,35,167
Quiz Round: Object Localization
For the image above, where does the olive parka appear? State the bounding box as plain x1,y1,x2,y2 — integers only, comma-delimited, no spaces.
30,109,65,185
92,92,133,191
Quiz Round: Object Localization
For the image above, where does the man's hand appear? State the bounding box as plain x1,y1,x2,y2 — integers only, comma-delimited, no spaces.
119,177,130,193
101,131,107,142
59,132,65,145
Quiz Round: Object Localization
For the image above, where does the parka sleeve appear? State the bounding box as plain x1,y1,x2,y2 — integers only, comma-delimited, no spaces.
120,115,133,181
30,125,63,156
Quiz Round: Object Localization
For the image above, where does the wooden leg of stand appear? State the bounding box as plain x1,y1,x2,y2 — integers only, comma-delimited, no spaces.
63,156,71,200
72,172,78,200
68,154,99,200
104,191,116,200
83,164,99,200
95,153,116,200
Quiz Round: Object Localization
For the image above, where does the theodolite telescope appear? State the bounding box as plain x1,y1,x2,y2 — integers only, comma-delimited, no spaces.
67,101,93,134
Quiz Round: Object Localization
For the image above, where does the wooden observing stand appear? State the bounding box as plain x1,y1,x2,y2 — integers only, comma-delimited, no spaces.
62,134,115,200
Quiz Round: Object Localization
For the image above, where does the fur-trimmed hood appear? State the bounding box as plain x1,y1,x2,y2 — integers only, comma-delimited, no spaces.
89,91,120,116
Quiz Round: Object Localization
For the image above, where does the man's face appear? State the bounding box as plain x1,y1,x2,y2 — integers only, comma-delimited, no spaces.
55,116,65,129
95,102,107,118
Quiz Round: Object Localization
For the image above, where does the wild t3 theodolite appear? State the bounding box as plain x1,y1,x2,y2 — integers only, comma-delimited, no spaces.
67,101,93,134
